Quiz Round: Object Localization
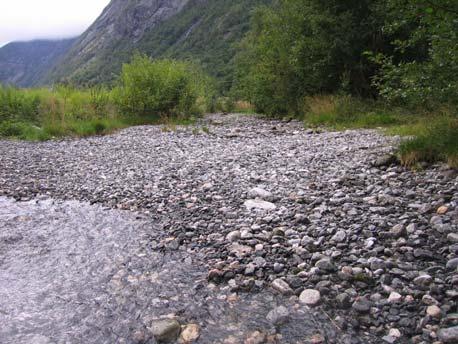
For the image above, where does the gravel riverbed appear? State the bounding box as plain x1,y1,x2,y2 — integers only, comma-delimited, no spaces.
0,114,457,343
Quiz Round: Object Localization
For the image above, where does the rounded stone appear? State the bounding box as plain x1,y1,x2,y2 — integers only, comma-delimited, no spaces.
149,319,181,343
299,289,321,306
180,324,200,343
437,206,449,215
427,305,442,318
352,298,372,314
388,292,402,303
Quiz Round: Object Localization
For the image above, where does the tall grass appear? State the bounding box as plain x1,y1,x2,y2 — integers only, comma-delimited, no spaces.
303,95,403,129
301,94,457,168
0,85,122,140
0,57,213,141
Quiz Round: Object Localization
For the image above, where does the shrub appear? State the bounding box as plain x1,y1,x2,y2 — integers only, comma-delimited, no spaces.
116,55,205,118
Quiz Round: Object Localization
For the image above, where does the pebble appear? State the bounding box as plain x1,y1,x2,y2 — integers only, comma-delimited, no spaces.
149,319,181,343
299,289,321,306
226,230,241,242
437,206,449,215
244,199,276,211
446,258,458,270
390,224,406,238
248,187,272,200
352,298,372,314
413,274,433,286
388,292,403,303
447,233,458,243
266,305,290,326
438,326,458,343
427,305,442,318
331,230,347,242
271,279,293,295
180,324,200,343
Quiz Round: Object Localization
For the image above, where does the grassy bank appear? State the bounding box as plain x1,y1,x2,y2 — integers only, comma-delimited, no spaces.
0,57,211,141
302,95,458,168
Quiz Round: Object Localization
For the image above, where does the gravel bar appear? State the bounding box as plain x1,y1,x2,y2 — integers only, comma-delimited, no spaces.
0,113,457,343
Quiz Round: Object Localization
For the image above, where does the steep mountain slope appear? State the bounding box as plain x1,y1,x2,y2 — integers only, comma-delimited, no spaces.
0,39,75,87
47,0,271,87
0,0,271,88
45,0,191,85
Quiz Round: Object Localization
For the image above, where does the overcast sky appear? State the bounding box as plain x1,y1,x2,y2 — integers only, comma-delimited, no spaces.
0,0,111,47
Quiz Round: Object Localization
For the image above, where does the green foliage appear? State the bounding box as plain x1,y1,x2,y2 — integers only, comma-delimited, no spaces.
373,0,458,108
0,56,212,140
0,86,40,123
115,55,209,118
233,0,389,116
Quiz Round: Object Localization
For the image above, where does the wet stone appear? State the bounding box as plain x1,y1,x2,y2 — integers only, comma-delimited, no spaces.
180,324,200,343
266,305,290,326
299,289,321,307
271,279,294,295
149,319,181,343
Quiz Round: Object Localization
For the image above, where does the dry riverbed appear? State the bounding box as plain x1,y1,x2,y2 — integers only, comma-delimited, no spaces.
0,114,457,343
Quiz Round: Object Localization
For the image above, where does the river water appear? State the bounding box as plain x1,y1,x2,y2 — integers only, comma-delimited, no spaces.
0,197,367,343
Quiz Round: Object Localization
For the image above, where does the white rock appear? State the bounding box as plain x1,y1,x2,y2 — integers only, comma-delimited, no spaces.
388,292,403,303
299,289,321,306
271,279,293,295
226,230,241,242
389,328,402,338
244,199,276,211
248,187,273,200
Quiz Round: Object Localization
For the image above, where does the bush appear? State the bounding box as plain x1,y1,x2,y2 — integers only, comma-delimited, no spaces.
116,55,206,118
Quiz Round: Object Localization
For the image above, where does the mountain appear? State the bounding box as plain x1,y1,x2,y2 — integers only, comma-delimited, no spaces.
0,0,271,88
0,39,76,87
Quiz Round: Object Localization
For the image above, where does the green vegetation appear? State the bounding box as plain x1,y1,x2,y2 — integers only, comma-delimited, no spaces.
0,57,211,140
115,56,211,117
233,0,457,167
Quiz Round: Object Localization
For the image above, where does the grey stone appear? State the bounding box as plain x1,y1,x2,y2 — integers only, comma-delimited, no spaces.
149,319,181,343
266,305,290,326
226,230,241,242
447,233,458,243
446,258,458,270
271,279,294,295
438,326,458,343
331,230,346,242
352,298,372,313
390,224,406,238
315,258,335,272
248,187,273,200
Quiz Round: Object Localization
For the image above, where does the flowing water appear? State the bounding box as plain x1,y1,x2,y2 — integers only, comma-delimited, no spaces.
0,197,367,343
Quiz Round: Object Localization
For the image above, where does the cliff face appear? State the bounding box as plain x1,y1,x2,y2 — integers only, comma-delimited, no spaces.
0,0,271,87
0,39,75,87
45,0,191,85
